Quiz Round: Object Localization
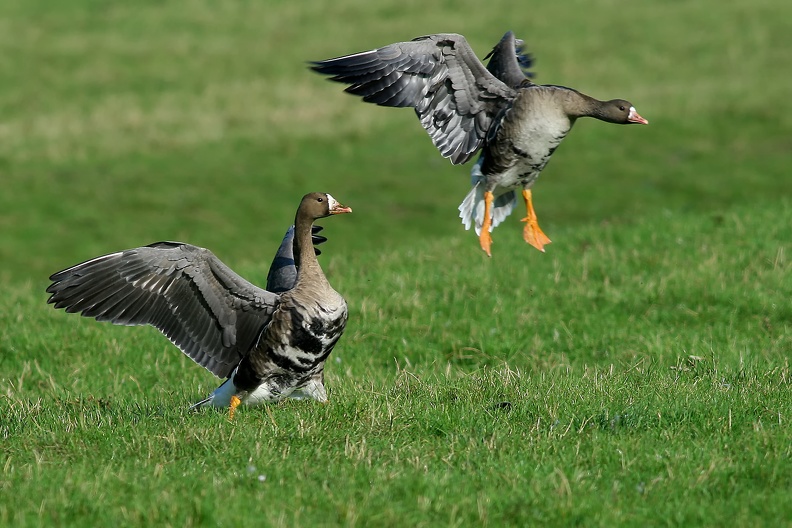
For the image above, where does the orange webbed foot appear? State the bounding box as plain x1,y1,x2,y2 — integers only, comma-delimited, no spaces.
479,230,493,257
521,216,552,252
229,395,242,420
521,189,551,252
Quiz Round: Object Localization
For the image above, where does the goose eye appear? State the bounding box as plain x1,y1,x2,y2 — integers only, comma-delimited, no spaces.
619,105,626,111
317,197,324,203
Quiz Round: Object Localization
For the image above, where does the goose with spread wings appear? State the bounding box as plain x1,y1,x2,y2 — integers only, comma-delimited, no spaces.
47,192,352,417
312,31,647,255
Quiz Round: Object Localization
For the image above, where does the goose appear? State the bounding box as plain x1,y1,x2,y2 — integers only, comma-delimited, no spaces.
311,31,648,256
46,192,352,417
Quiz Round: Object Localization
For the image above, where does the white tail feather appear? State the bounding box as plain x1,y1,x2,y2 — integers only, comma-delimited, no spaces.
189,367,328,410
458,160,517,235
189,370,237,410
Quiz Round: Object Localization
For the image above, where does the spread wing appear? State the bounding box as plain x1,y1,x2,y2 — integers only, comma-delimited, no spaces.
484,31,535,89
311,33,518,165
46,242,280,378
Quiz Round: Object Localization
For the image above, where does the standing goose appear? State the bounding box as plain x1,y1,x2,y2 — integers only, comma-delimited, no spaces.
46,192,351,417
311,31,648,255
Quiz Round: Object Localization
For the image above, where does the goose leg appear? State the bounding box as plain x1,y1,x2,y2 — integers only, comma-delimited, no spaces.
479,191,494,257
521,189,551,252
229,395,242,420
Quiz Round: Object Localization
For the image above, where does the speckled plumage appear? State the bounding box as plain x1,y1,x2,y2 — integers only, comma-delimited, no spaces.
46,193,351,410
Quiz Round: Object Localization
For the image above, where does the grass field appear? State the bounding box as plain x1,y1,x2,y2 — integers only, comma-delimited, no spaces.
2,0,791,525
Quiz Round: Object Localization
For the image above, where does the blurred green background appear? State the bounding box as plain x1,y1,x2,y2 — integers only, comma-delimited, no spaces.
1,0,789,285
1,0,791,525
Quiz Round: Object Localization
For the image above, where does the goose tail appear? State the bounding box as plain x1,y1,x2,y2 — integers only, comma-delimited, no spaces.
458,160,516,235
190,371,238,410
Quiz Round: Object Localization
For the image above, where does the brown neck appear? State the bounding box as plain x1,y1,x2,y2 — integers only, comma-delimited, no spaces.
293,213,326,287
561,89,600,119
565,91,625,124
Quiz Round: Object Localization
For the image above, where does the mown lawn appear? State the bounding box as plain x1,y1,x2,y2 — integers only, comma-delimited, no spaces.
1,0,790,526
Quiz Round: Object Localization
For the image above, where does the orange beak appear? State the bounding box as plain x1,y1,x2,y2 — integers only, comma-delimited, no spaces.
330,203,352,215
628,107,649,125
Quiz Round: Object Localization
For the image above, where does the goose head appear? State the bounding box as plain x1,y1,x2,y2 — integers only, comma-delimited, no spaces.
297,192,352,222
595,99,649,125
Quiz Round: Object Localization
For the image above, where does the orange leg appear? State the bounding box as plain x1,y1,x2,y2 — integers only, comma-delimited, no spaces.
521,189,551,252
479,191,494,257
229,395,242,420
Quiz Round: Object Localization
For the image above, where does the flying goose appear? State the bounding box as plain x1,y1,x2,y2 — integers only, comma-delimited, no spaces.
311,31,648,255
46,193,352,417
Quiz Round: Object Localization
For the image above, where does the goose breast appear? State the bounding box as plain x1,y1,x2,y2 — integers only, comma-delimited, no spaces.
485,87,573,190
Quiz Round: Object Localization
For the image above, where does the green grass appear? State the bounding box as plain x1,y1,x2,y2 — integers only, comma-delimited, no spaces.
2,0,791,525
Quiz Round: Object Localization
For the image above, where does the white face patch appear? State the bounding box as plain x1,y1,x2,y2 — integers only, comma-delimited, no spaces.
627,106,648,124
326,194,339,211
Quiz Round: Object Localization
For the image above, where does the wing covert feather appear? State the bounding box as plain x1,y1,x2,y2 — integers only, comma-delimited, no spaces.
312,33,518,165
47,242,280,378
